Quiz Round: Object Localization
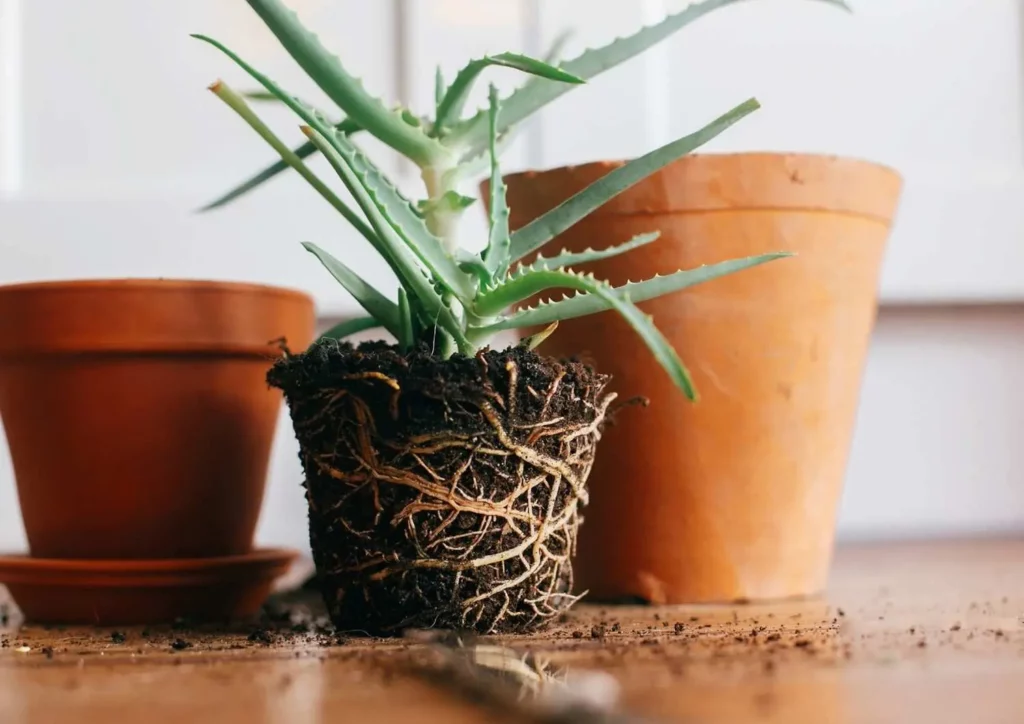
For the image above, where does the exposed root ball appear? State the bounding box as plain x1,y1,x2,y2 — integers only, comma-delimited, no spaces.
268,339,614,635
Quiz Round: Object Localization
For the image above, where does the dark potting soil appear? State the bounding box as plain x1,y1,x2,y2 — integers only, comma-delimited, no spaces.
267,338,614,636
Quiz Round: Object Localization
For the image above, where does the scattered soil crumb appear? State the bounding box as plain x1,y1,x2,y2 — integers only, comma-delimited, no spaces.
611,623,621,633
674,623,685,634
950,623,962,632
590,625,606,640
917,640,927,649
794,640,811,648
41,646,54,660
765,634,781,643
571,630,584,640
909,627,916,635
248,629,275,645
110,631,126,644
837,608,846,617
170,639,192,651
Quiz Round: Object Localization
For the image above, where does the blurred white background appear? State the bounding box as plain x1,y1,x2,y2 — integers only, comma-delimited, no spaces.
0,0,1023,557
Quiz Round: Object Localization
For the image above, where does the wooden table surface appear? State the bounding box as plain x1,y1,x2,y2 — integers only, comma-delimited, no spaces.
1,538,1022,723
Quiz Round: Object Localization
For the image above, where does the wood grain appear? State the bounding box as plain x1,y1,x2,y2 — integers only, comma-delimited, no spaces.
1,538,1022,723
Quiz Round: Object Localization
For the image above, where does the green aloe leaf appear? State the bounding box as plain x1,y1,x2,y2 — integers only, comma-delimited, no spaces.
481,85,511,281
190,35,445,302
204,81,376,243
476,252,791,332
418,190,476,216
525,231,660,272
397,288,415,351
199,117,361,212
301,127,472,354
319,316,382,341
520,321,559,351
509,98,760,262
239,88,329,114
447,30,573,181
310,126,473,301
302,242,402,338
445,0,848,158
474,269,695,399
433,52,583,136
434,66,446,114
242,0,446,166
239,89,281,102
454,249,491,286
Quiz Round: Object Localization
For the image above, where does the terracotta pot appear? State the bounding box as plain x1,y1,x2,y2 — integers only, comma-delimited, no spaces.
498,153,902,603
0,279,316,560
0,548,298,625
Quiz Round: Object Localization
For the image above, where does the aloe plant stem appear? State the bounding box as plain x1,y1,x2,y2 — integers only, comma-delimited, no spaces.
421,164,462,251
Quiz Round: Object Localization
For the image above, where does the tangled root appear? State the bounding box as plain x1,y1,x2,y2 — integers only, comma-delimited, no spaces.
268,339,614,635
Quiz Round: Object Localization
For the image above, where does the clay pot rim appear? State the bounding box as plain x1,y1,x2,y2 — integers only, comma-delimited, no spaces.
0,277,314,303
0,277,317,358
501,150,902,183
497,151,903,223
0,547,298,587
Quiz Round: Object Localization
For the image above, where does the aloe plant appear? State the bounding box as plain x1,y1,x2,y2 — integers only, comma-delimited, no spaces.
195,0,849,400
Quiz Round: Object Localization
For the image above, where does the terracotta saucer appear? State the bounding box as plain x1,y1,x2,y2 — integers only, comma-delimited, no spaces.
0,547,298,625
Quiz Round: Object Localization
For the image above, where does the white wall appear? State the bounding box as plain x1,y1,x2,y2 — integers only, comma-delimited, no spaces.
840,305,1024,541
0,0,1023,554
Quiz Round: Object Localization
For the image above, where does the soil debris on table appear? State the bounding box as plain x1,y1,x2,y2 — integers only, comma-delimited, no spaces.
247,629,275,646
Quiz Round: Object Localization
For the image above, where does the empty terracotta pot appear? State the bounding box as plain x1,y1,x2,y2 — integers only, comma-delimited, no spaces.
500,153,902,603
0,279,315,560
